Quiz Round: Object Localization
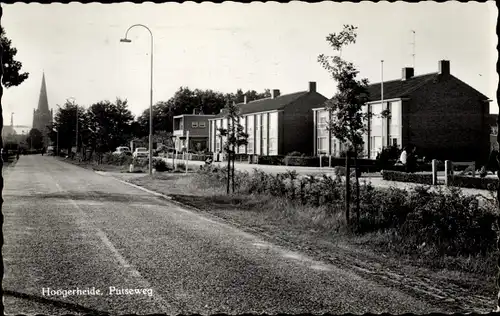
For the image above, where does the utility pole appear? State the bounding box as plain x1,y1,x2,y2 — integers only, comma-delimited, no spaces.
411,30,416,72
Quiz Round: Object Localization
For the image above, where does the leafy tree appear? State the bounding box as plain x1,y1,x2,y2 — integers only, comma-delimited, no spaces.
217,100,249,194
1,26,29,88
26,128,44,150
1,6,30,213
86,98,134,158
229,89,271,104
135,87,270,137
48,99,83,156
318,25,374,225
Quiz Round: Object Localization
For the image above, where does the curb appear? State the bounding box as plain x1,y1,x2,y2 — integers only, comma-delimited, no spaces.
94,170,210,213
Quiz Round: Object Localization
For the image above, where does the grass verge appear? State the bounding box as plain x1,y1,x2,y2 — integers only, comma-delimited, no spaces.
125,167,497,309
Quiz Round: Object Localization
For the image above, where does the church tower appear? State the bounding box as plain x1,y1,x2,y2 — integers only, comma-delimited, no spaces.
32,72,53,146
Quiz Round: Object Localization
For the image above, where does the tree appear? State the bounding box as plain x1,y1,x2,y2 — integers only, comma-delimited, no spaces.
1,6,30,214
229,89,271,104
318,25,373,225
26,128,44,150
1,26,29,88
135,87,270,138
217,100,249,194
48,100,83,156
85,98,134,158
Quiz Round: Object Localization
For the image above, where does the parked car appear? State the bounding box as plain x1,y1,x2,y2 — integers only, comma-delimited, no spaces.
133,147,149,158
113,146,132,156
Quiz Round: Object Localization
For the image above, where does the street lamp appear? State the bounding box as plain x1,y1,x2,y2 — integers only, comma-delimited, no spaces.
67,97,77,155
120,24,154,175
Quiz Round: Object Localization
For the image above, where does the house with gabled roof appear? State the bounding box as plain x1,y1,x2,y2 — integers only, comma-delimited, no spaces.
313,60,492,164
208,82,327,156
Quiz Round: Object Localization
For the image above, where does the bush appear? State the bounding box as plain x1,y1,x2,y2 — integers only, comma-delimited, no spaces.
103,152,133,166
194,167,499,257
447,175,499,190
382,170,433,185
257,155,285,165
283,155,319,167
287,151,303,157
153,159,169,172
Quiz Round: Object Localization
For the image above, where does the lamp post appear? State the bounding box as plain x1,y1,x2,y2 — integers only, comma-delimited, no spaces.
120,24,154,175
67,97,77,155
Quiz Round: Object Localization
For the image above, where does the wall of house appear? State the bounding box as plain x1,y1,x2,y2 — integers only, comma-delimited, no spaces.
283,93,328,156
406,74,490,163
180,116,211,137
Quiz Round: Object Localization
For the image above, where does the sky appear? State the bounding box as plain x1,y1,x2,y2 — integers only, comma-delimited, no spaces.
1,1,498,127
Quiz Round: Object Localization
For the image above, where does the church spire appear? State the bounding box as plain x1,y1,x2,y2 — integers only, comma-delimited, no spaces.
37,72,49,113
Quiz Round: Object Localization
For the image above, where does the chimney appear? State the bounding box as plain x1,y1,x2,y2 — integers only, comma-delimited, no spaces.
438,60,450,75
308,81,317,93
272,89,280,99
244,95,248,104
402,67,414,81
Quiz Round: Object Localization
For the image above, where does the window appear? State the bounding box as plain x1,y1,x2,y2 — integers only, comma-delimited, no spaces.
317,137,327,155
268,112,278,155
199,122,206,128
317,110,329,137
192,122,198,128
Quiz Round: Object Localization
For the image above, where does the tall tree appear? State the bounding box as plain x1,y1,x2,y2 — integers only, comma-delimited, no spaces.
217,100,249,194
26,128,44,150
86,98,134,156
1,9,30,215
318,25,373,225
48,100,82,156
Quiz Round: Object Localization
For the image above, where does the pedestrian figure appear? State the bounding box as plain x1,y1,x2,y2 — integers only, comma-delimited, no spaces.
406,147,417,173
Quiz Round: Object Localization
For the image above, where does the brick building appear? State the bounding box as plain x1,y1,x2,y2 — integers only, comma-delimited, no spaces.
208,82,327,156
313,60,491,164
173,111,215,152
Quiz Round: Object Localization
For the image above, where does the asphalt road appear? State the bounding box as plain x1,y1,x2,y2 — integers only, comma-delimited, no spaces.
3,155,449,315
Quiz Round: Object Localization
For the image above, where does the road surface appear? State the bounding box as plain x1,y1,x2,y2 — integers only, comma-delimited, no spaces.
3,155,454,314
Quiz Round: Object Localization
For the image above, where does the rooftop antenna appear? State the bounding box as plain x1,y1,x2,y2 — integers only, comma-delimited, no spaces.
411,30,416,72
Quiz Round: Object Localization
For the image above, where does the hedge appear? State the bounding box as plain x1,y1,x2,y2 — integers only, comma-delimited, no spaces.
447,175,499,190
382,170,433,185
258,155,285,165
283,156,319,167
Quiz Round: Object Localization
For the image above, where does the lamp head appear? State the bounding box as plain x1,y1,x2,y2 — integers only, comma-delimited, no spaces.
120,38,132,43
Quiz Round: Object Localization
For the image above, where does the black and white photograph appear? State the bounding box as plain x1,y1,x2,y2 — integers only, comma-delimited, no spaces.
0,1,498,314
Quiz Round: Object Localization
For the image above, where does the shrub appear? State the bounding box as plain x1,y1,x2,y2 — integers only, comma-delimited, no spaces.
447,175,499,190
382,170,433,185
287,151,303,157
194,166,498,257
103,152,133,166
283,155,319,167
257,155,285,165
153,159,169,172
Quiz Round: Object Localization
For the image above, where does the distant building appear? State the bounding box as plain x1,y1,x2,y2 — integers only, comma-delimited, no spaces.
32,73,53,146
313,60,491,164
1,125,16,145
173,110,215,152
208,81,327,156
